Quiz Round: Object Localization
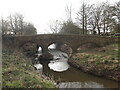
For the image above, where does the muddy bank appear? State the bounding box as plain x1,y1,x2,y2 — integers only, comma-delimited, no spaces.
68,59,120,82
68,43,120,82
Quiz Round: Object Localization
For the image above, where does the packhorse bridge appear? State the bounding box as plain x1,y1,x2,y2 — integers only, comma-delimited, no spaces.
3,34,119,55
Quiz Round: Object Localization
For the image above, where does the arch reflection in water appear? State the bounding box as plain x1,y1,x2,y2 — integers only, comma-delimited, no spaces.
38,49,118,88
48,49,69,72
48,60,69,72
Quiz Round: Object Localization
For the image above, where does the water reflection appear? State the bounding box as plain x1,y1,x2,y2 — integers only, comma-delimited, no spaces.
35,48,119,88
48,50,69,72
48,61,69,72
59,82,104,88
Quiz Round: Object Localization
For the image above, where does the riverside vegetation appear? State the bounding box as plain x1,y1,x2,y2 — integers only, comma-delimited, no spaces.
2,48,57,88
69,43,120,82
2,42,120,88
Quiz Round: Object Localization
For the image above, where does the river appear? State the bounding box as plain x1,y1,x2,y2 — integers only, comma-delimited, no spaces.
35,47,119,88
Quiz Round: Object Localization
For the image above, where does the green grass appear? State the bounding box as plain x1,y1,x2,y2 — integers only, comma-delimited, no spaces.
72,43,120,70
2,49,56,88
70,43,120,81
112,36,120,37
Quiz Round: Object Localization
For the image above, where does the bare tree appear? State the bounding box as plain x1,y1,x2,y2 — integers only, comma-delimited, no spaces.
2,13,37,35
111,1,120,24
8,13,24,35
65,4,72,22
116,1,120,24
87,4,97,35
88,2,118,35
59,21,83,34
76,1,92,35
23,22,37,35
92,4,104,35
76,1,119,35
100,2,116,34
48,20,61,34
82,1,85,35
1,18,10,35
110,1,120,33
17,14,24,35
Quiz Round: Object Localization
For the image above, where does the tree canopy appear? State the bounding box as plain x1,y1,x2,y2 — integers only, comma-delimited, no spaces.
1,13,37,36
49,1,120,35
59,21,83,34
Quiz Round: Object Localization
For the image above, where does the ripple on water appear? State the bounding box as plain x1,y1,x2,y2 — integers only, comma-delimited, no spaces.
59,81,104,88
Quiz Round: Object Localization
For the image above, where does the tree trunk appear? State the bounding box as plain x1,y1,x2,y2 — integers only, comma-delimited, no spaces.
98,27,100,35
103,19,106,34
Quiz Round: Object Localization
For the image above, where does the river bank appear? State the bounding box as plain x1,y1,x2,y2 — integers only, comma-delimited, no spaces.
68,43,120,82
2,42,120,88
2,48,57,88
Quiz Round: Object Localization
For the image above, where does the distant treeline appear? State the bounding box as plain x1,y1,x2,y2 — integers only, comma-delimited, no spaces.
1,13,37,36
1,1,120,36
49,1,120,35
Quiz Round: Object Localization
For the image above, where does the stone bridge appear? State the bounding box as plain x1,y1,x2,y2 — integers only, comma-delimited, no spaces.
3,34,119,55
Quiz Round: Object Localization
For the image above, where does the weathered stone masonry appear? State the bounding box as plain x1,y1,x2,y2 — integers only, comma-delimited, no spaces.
2,34,120,54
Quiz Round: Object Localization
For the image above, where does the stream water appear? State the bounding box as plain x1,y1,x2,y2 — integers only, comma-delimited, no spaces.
35,47,119,88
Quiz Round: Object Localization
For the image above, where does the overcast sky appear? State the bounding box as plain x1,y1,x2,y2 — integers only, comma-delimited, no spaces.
0,0,119,34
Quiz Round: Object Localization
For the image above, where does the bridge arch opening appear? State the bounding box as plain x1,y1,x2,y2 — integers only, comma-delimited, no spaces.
48,43,57,50
47,43,72,55
38,46,42,53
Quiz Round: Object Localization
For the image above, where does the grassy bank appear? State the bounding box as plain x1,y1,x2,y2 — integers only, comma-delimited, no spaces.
69,43,120,81
2,48,56,88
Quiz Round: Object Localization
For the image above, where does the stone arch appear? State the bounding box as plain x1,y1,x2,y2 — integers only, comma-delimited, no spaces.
45,41,73,55
47,41,62,50
48,42,57,50
37,45,43,53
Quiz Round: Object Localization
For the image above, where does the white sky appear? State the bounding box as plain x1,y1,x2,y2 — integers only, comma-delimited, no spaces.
0,0,119,34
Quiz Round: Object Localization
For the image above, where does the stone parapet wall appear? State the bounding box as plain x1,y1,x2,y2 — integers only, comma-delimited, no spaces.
2,34,120,53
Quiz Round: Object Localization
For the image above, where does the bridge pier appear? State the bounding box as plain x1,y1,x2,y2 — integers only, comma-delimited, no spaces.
56,43,62,50
42,45,49,54
71,46,78,53
40,45,53,60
